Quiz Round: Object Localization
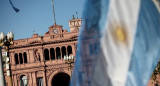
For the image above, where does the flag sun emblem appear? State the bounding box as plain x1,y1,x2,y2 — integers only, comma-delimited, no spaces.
111,24,128,45
115,26,126,42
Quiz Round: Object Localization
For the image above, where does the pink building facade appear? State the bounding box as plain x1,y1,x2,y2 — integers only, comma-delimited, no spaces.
4,17,82,86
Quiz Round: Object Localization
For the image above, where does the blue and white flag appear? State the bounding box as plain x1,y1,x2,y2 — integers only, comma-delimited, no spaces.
71,0,160,86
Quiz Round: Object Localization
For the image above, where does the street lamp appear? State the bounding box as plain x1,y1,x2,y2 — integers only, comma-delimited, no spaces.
64,55,74,76
0,31,14,86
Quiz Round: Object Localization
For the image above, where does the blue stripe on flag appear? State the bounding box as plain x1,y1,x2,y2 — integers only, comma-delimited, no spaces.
126,0,160,86
70,0,110,86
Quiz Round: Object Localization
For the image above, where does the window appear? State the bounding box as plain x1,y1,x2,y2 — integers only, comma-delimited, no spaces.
44,49,49,61
14,53,19,64
50,48,55,60
37,77,43,86
61,46,66,59
20,75,28,86
56,47,61,59
23,52,27,63
67,46,72,56
19,53,23,64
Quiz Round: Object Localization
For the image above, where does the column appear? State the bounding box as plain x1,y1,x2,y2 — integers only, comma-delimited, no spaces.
39,48,44,61
66,46,68,56
12,74,14,86
60,47,62,59
27,50,30,63
71,45,75,56
64,47,67,57
29,73,33,86
22,52,24,64
18,77,20,86
18,53,20,65
43,71,46,86
11,52,15,65
13,75,17,86
74,43,77,56
54,48,57,60
48,48,51,60
32,72,37,86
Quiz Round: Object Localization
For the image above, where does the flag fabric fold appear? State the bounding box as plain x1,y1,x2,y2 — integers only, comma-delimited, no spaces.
71,0,160,86
125,0,160,86
9,0,20,12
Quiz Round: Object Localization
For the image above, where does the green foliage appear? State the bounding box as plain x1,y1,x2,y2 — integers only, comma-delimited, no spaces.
152,61,160,84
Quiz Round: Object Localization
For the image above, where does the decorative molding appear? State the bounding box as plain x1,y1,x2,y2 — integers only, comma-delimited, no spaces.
69,35,78,39
28,41,42,45
58,68,65,72
16,73,29,80
17,74,21,80
10,38,77,49
46,69,56,80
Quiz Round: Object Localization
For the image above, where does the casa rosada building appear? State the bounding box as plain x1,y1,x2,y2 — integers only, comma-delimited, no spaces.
3,17,156,86
4,17,82,86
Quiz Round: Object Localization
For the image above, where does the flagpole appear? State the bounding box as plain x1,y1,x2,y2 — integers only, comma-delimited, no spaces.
52,0,56,25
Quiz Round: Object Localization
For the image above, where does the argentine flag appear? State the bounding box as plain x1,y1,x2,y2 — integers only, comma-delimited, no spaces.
71,0,160,86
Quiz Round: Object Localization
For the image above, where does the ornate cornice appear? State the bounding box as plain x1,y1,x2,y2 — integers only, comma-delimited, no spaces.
10,38,78,49
11,63,73,72
69,35,78,39
28,40,42,45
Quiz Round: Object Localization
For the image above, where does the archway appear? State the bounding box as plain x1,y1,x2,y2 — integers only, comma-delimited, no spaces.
52,72,70,86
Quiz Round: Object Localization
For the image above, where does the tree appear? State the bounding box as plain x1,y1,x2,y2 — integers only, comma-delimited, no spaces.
152,60,160,85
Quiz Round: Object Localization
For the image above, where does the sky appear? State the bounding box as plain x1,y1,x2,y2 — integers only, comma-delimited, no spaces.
0,0,85,40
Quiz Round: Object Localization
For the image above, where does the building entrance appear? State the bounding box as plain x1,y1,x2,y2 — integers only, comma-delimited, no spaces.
52,72,70,86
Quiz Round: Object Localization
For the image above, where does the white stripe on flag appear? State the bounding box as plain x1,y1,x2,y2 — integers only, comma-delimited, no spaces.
101,0,140,86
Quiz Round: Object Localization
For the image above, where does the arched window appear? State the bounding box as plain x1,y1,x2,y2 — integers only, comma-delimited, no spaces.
50,48,55,60
37,77,43,86
14,53,19,64
44,49,49,61
61,46,66,59
23,52,27,63
56,47,61,59
89,44,93,55
20,75,28,86
19,53,23,64
67,46,72,56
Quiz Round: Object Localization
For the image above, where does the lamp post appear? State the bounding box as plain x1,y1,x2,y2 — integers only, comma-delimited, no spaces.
64,55,74,76
0,31,14,86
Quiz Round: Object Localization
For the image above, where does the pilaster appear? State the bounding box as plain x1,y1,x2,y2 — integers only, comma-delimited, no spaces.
43,70,47,86
32,72,37,86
